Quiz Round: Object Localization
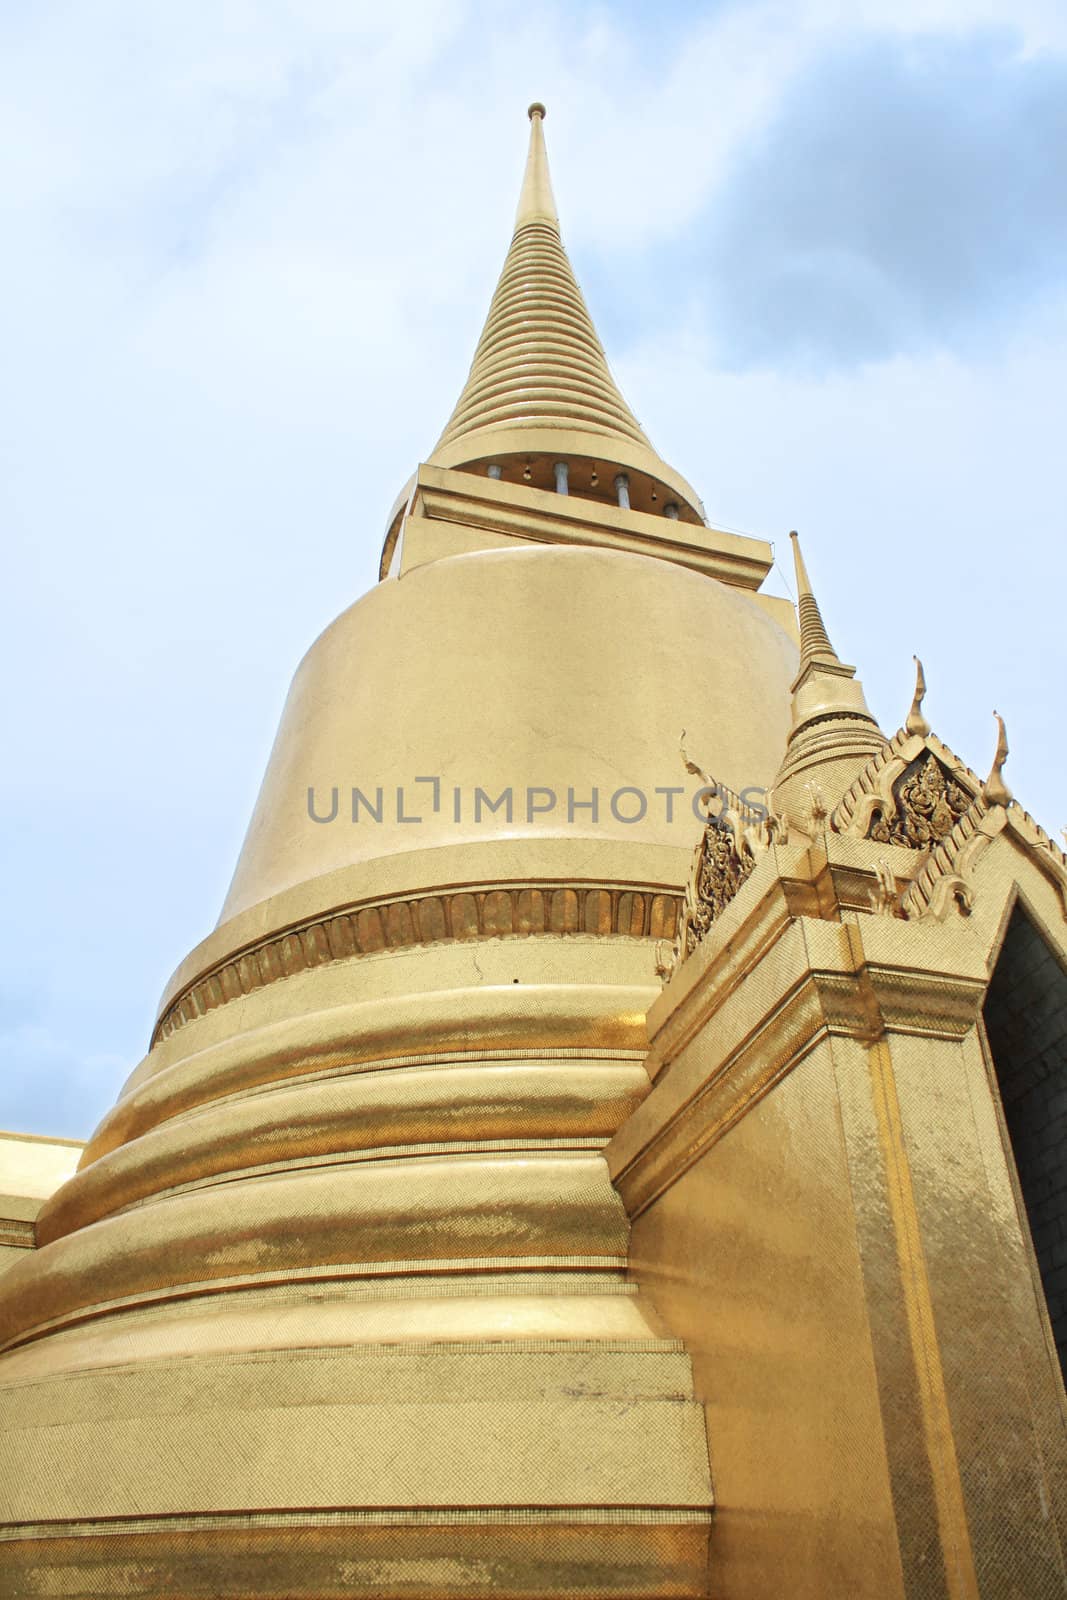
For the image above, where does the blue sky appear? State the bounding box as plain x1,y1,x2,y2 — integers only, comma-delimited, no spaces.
2,0,1065,1137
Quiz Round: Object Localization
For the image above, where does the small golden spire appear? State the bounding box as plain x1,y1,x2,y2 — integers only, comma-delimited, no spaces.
982,713,1013,807
784,534,877,725
772,532,886,825
790,531,837,665
516,103,558,232
906,656,931,738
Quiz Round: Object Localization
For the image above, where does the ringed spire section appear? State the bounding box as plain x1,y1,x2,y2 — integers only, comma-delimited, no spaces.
428,104,706,524
772,531,887,823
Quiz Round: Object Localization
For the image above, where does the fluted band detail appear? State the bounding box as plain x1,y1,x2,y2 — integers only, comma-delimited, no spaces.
434,224,650,456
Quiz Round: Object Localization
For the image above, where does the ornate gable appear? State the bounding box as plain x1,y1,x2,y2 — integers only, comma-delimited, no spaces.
869,751,972,849
681,814,756,955
832,729,982,848
900,784,1067,927
671,771,783,970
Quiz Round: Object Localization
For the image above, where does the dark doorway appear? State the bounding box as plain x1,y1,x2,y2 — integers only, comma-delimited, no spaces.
983,902,1067,1381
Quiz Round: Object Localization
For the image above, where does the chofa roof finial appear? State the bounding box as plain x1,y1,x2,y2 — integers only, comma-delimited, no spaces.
982,712,1013,808
906,656,931,738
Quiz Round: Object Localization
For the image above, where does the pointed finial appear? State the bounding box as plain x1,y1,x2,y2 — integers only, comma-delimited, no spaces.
906,656,931,738
789,531,837,665
804,780,828,832
982,712,1012,808
515,100,558,232
870,858,899,918
679,729,716,796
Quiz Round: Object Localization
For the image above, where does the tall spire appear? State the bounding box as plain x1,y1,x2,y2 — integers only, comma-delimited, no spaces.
515,102,558,231
772,532,887,823
427,105,706,523
791,530,837,664
786,531,881,729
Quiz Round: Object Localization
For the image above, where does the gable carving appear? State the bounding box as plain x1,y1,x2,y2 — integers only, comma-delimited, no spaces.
832,727,982,843
661,766,787,979
683,820,756,955
866,753,971,851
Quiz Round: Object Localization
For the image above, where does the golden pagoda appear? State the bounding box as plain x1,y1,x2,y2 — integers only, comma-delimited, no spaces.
1,105,1065,1600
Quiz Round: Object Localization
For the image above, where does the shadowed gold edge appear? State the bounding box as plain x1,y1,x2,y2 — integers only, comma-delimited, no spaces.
0,1507,715,1541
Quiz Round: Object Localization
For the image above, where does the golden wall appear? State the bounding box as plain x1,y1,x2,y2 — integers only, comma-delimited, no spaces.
610,834,1067,1599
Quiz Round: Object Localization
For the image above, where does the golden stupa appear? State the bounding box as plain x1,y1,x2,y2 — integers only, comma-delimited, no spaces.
1,106,1066,1600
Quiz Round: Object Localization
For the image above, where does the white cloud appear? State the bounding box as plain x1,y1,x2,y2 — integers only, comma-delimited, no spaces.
801,0,1067,52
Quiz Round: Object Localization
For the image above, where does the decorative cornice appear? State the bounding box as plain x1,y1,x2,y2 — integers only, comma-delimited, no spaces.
155,881,681,1044
615,955,986,1218
407,466,767,585
0,1219,35,1251
612,916,988,1215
